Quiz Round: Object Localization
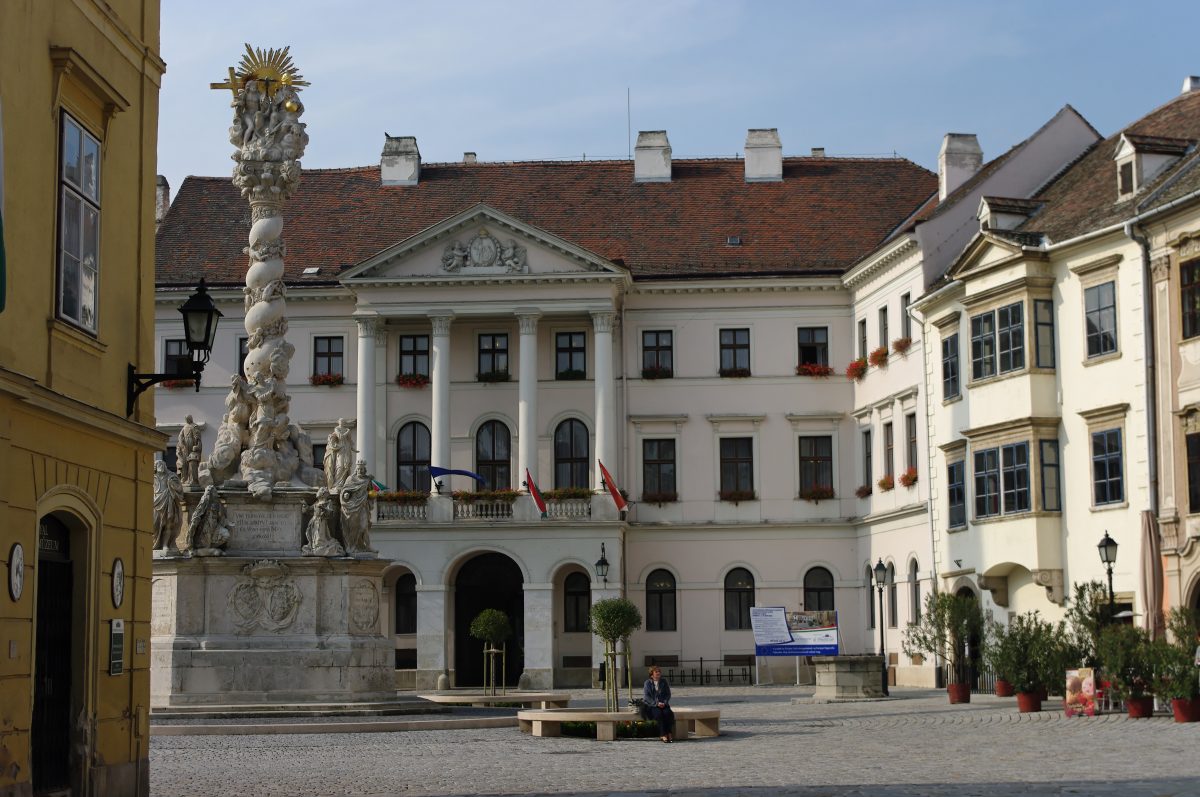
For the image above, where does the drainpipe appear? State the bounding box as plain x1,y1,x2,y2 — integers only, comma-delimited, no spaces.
1123,221,1160,518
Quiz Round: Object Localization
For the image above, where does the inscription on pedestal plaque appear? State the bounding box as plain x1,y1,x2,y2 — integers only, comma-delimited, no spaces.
225,503,303,552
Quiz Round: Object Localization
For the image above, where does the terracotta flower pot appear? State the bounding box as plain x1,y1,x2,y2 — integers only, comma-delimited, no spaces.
1015,691,1043,713
947,683,971,704
1170,697,1200,723
995,679,1015,697
1126,696,1154,718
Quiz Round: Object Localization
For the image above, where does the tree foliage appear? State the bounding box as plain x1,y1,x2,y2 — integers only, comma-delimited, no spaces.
589,597,642,643
903,592,983,679
469,608,512,647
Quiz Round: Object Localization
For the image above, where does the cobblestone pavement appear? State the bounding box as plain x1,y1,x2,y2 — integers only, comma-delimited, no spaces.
150,686,1200,797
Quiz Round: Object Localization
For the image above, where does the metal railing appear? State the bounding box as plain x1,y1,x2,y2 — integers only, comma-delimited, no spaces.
663,659,754,686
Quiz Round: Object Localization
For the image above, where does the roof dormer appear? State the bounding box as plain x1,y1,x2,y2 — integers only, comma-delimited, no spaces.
977,196,1041,231
1113,133,1192,200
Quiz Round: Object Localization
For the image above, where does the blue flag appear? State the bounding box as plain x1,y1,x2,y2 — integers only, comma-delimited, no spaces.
429,466,485,482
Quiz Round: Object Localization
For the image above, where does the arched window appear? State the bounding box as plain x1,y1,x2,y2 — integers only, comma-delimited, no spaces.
476,420,511,490
865,566,875,629
396,422,431,492
564,571,591,632
803,566,835,611
886,563,898,628
554,419,589,489
724,567,754,630
909,559,921,624
646,569,677,631
394,573,417,634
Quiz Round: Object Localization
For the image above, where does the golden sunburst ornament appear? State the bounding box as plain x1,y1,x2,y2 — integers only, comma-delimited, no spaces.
211,43,309,97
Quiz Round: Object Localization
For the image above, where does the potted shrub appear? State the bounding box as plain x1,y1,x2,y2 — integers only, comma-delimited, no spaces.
641,365,672,380
868,346,889,368
877,474,894,492
892,336,913,355
985,621,1018,697
309,372,344,387
903,592,984,703
1097,623,1155,717
845,358,868,381
987,612,1056,712
799,485,836,503
898,466,918,488
718,367,752,378
855,484,872,499
395,373,429,389
590,598,642,712
795,362,835,378
1152,607,1200,723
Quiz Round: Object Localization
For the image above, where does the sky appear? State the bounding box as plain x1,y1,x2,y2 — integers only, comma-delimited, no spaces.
158,0,1199,194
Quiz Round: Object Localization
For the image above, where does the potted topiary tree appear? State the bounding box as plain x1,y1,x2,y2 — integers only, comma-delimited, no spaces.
1097,623,1156,717
590,597,642,712
1151,607,1200,723
903,592,984,703
984,620,1019,697
999,611,1056,712
469,608,512,696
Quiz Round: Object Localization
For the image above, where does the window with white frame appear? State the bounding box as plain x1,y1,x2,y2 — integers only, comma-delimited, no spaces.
900,293,911,339
1000,442,1030,513
974,449,1000,518
905,413,918,470
883,422,894,478
400,334,430,377
724,568,754,630
878,306,889,348
719,437,754,497
719,328,751,375
58,112,101,332
313,336,344,377
798,436,833,496
996,302,1025,373
908,559,920,624
642,439,677,501
862,428,873,489
797,327,829,366
1040,440,1061,512
646,569,677,631
1084,282,1118,358
164,339,190,376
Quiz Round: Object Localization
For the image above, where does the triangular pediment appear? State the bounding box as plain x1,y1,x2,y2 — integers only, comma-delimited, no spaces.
341,204,626,282
948,231,1028,280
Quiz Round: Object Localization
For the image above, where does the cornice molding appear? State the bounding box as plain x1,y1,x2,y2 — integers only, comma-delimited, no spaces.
843,238,920,291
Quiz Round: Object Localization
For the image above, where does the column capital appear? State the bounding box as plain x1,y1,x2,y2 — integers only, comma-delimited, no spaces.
516,311,542,335
428,314,454,336
355,316,382,337
590,310,617,333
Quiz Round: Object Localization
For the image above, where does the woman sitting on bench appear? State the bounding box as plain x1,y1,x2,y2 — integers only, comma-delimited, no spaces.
643,665,675,742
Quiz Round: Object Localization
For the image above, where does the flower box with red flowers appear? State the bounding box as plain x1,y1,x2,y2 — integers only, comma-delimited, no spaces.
877,474,895,492
476,370,511,383
640,365,673,380
373,490,429,505
892,336,913,355
796,363,835,378
395,373,430,389
543,487,594,501
845,358,868,381
898,466,919,488
718,367,752,378
800,485,836,503
452,489,519,504
309,372,344,387
855,484,873,499
641,491,679,506
718,489,756,504
160,378,195,389
868,346,889,368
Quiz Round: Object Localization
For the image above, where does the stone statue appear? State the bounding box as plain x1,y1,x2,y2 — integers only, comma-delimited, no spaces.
339,461,375,555
187,485,232,556
441,241,468,271
501,239,527,272
302,488,344,557
152,460,185,551
177,415,202,487
323,418,355,493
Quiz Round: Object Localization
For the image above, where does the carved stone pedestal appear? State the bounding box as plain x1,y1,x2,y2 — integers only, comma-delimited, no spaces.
810,655,887,701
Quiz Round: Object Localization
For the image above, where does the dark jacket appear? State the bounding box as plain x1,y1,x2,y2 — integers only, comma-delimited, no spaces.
643,677,672,707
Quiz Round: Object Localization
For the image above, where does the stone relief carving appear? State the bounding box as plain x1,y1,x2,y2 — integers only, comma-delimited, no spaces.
152,460,185,552
186,485,233,556
350,579,380,633
302,487,344,557
228,559,302,633
441,230,527,273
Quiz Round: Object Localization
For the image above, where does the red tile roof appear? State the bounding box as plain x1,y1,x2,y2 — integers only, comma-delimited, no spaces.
156,157,936,287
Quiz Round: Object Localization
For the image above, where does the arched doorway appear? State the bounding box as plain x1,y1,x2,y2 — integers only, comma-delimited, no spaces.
955,586,983,690
33,514,74,792
454,552,523,687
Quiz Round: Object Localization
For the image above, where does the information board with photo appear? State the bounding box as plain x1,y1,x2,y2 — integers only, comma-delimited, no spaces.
750,607,839,656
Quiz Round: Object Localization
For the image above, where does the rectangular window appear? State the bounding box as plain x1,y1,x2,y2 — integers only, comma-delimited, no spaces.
312,443,326,471
970,313,996,379
1119,161,1134,195
478,333,509,375
1001,442,1030,513
796,327,829,366
883,423,894,478
400,334,430,377
719,328,750,374
719,437,754,495
1183,261,1200,340
555,331,586,378
997,302,1025,373
974,448,1000,518
942,334,960,399
862,429,873,487
58,113,101,332
906,413,918,470
1085,282,1118,358
642,330,673,377
947,461,966,528
164,339,190,376
1188,433,1200,514
878,306,889,348
1034,299,1056,368
1092,429,1124,505
162,446,178,475
642,439,677,498
237,336,249,378
858,319,868,359
313,336,344,377
1040,440,1061,512
798,436,833,493
900,293,911,339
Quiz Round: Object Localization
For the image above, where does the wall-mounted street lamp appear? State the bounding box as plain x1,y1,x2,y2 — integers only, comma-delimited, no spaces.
127,279,222,416
595,542,610,586
1097,531,1118,618
873,557,889,697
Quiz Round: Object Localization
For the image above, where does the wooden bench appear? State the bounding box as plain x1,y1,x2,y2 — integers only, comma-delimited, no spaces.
516,707,720,741
418,692,571,709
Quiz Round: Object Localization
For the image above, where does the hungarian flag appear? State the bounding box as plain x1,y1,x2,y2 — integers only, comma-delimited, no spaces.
524,469,547,518
598,461,628,512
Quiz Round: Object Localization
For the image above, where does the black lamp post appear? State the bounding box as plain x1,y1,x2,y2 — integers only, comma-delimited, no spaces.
873,557,889,697
1097,531,1118,619
595,543,610,586
127,279,223,416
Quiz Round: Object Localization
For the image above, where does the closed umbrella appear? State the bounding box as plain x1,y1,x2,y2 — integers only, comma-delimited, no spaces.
1140,510,1165,639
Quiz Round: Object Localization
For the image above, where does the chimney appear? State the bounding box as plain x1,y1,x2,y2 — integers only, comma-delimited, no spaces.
463,152,477,164
1183,76,1200,94
810,147,825,158
938,133,983,200
155,175,170,226
634,131,671,183
745,128,782,182
381,134,420,185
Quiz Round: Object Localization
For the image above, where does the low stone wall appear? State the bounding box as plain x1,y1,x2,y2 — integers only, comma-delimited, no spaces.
811,655,886,700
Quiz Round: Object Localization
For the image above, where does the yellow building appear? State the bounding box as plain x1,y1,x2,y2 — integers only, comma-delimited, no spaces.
0,1,164,794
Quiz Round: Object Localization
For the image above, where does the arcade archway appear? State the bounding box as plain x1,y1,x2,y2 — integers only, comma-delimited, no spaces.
454,552,524,687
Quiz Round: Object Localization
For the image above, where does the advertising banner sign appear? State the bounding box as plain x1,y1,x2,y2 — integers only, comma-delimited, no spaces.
750,607,839,656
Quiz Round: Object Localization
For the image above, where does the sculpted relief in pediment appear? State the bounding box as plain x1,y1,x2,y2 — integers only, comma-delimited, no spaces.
441,229,527,274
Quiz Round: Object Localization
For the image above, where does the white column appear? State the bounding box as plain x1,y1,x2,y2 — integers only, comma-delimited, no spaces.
592,310,616,488
415,585,447,690
517,312,541,488
355,317,379,472
522,584,554,689
373,323,389,480
429,314,454,482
